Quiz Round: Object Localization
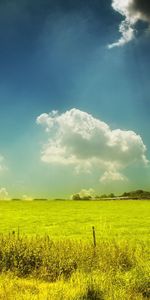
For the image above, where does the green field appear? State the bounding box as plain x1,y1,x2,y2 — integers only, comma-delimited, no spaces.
0,200,149,300
0,200,149,240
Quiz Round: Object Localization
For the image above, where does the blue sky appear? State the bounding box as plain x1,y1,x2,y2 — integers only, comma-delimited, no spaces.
0,0,150,198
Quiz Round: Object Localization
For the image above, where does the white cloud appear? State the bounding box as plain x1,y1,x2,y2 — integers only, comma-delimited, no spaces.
36,108,148,182
100,169,127,183
0,187,9,200
71,188,96,199
109,0,150,48
22,195,33,201
108,20,135,49
79,188,96,198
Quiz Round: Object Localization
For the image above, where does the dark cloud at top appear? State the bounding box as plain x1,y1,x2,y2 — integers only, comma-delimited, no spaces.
130,0,150,21
109,0,150,48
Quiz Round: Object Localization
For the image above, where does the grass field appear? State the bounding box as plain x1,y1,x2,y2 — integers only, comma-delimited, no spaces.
0,200,149,240
0,200,149,300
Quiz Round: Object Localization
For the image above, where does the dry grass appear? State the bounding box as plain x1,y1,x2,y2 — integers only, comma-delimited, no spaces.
0,234,149,299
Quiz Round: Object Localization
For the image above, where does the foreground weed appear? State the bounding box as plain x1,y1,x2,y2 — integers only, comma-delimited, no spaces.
0,234,149,299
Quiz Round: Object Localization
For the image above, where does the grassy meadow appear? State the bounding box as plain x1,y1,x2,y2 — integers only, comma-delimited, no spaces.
0,200,149,240
0,200,149,299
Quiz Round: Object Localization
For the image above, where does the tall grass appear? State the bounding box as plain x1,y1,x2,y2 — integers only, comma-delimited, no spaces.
0,233,149,299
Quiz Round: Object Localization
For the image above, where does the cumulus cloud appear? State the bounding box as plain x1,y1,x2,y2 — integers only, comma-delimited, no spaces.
100,169,127,183
37,108,148,182
79,188,96,198
71,188,96,200
108,0,150,48
22,195,33,201
0,187,9,200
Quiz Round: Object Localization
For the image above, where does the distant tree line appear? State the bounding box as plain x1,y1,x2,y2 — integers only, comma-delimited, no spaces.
7,189,150,201
71,193,115,200
121,190,150,199
71,190,150,200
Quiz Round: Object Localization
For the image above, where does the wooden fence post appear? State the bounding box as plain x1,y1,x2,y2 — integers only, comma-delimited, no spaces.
92,226,96,247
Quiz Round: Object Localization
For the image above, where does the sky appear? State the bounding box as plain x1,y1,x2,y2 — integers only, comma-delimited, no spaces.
0,0,150,199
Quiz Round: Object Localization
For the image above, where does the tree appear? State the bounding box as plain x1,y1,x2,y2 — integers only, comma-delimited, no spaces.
81,195,92,200
122,192,129,197
71,194,81,200
108,193,115,198
100,194,107,198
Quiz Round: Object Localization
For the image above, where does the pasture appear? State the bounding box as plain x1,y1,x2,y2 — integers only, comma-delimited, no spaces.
0,200,149,300
0,199,149,240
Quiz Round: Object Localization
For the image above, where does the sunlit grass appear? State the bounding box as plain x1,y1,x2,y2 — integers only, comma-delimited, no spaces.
0,200,149,241
0,200,149,299
0,234,149,299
